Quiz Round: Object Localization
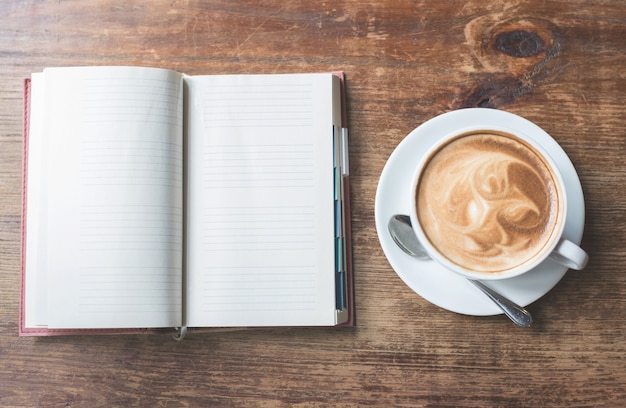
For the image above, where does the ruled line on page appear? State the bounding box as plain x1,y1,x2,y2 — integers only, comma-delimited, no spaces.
199,266,317,313
202,144,315,189
201,82,313,128
82,76,182,127
201,205,315,252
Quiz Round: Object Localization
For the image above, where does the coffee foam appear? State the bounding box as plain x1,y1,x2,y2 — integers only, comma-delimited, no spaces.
416,131,561,273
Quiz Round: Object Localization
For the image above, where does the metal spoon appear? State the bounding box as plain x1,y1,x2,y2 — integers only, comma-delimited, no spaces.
388,214,533,328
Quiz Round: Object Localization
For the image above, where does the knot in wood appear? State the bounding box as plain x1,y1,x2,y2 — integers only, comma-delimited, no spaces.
493,30,545,58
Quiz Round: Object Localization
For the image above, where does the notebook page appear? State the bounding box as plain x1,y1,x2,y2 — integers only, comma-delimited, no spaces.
41,67,184,329
185,74,338,327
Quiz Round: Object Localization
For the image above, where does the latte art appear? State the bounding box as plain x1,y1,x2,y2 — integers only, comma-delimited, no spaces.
416,132,561,273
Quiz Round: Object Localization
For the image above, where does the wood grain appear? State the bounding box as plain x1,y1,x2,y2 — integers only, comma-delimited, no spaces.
2,0,626,406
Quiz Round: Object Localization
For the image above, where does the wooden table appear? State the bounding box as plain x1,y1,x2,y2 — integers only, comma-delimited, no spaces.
1,1,625,406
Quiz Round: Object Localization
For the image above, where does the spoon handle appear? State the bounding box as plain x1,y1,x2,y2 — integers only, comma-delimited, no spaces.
469,280,533,328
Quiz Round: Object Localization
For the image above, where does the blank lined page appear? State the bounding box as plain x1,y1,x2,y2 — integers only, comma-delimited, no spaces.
184,73,339,327
40,67,184,329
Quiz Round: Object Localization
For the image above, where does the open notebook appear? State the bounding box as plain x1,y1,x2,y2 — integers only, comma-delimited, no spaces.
20,67,353,338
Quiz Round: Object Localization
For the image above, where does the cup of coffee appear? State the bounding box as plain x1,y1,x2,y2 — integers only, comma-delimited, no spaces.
409,126,588,280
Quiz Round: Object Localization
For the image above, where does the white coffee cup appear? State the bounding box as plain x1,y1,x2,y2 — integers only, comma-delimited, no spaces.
409,125,588,281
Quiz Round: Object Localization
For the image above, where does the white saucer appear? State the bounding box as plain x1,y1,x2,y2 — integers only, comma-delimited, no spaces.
374,108,585,316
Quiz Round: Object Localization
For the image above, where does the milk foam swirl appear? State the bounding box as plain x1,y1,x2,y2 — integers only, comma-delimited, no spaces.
417,133,559,273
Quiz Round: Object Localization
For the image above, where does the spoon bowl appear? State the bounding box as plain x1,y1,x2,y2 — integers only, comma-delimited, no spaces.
388,214,533,328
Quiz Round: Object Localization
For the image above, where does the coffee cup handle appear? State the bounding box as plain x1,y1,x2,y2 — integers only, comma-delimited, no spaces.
548,239,589,270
